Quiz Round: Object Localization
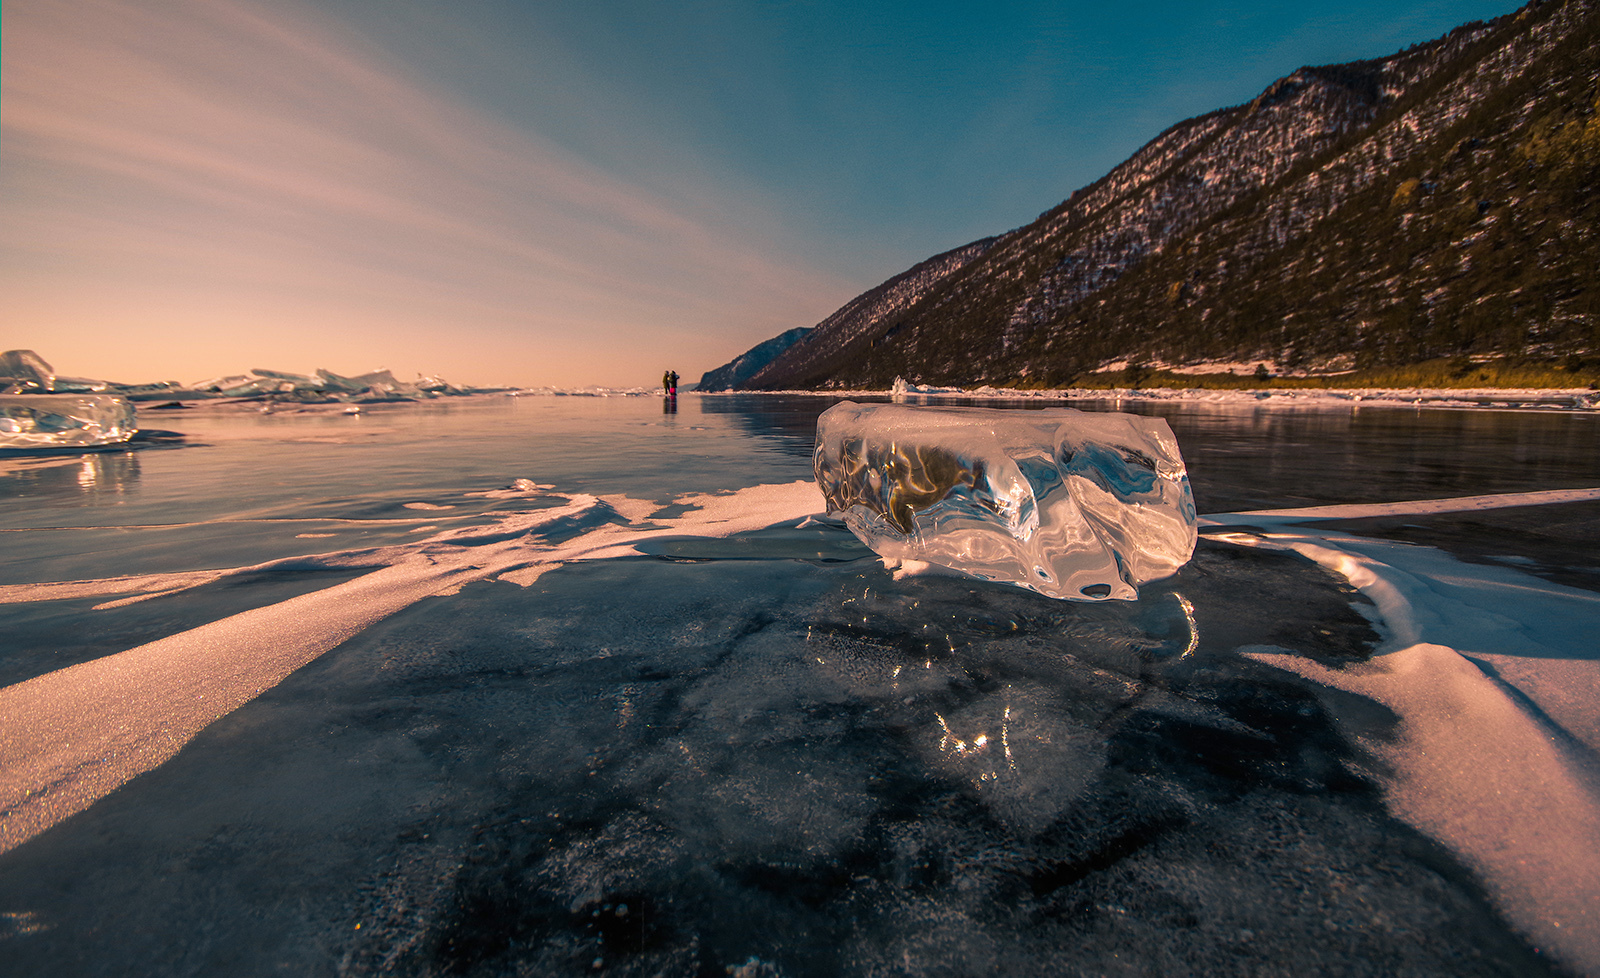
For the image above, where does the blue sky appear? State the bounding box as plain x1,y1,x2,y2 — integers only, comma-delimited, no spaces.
2,0,1522,387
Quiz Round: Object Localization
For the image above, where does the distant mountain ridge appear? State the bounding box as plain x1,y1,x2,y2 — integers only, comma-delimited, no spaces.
695,326,813,391
724,0,1596,390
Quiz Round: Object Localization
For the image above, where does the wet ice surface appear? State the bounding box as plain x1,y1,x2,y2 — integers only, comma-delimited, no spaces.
814,402,1195,600
0,397,801,586
1,394,1597,976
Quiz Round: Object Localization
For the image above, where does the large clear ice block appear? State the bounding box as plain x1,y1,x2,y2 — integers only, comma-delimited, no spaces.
814,402,1196,600
0,394,138,449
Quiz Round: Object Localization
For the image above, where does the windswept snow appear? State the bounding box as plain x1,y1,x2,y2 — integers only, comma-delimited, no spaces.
1207,495,1600,975
0,482,822,855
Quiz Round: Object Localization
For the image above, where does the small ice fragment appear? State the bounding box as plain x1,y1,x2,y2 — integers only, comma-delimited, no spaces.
0,350,56,393
251,367,315,384
315,368,364,392
415,374,461,394
813,402,1196,600
0,394,137,449
347,368,421,399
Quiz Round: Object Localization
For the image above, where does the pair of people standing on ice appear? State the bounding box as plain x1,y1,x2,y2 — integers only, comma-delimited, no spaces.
662,370,679,396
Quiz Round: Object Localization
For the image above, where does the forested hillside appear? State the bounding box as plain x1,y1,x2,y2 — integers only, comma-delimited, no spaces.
736,0,1597,390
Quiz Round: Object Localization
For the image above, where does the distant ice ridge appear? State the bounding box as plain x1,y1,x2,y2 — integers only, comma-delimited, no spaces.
186,366,480,401
0,394,136,449
814,402,1196,600
0,348,506,404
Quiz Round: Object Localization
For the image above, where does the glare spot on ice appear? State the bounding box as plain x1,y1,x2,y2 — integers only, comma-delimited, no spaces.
1175,592,1199,658
0,910,49,937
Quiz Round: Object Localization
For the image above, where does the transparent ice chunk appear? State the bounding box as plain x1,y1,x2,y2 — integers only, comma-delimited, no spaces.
814,402,1197,600
0,394,138,449
0,350,57,393
314,368,421,398
347,369,422,398
313,368,364,393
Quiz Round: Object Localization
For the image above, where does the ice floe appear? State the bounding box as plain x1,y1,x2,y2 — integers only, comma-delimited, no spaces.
0,349,506,407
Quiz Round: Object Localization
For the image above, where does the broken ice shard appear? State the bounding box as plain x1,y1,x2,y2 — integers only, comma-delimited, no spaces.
0,394,137,449
813,402,1196,600
0,350,56,393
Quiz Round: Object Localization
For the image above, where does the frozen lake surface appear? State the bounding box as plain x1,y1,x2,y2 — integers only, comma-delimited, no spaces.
1,392,1598,976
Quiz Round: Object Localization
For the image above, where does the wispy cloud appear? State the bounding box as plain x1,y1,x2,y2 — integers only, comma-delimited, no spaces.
1,0,854,384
